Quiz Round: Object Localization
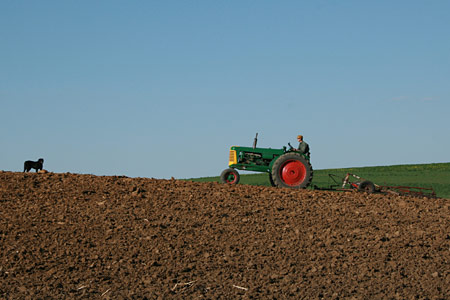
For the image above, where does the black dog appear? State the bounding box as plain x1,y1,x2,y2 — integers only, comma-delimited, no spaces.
24,158,44,172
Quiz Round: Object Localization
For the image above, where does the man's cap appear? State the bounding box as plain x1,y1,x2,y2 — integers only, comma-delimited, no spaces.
297,135,303,139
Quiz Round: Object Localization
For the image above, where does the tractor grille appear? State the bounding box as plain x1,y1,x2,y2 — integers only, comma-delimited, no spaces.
229,150,237,166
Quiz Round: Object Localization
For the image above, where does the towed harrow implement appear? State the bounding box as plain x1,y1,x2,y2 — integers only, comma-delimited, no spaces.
315,173,437,198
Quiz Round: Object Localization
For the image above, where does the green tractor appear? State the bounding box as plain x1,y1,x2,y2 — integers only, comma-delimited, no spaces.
220,134,313,188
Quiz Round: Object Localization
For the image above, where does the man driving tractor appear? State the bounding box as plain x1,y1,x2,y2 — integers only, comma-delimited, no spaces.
295,135,310,156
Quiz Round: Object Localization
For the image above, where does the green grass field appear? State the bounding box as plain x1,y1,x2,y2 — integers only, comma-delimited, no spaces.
188,162,450,199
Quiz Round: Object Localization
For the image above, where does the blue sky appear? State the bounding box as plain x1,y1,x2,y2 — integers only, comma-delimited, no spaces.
1,1,449,179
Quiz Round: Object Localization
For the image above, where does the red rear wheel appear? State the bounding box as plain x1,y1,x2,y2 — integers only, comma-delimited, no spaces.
271,153,313,189
280,160,307,186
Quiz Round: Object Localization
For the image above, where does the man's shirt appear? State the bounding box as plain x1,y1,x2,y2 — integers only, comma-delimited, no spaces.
298,141,310,155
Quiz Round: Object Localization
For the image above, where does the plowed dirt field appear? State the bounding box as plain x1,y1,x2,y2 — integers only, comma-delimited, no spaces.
1,171,449,299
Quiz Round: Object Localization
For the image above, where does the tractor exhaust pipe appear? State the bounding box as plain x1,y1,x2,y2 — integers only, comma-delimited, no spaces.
253,133,258,149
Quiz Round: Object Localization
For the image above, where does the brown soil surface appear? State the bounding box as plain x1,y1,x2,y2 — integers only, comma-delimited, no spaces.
1,171,449,299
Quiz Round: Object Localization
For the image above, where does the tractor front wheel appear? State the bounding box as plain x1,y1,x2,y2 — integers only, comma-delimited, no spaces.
271,153,313,189
220,168,240,184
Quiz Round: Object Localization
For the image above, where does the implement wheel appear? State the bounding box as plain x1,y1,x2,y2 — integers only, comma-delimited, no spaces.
358,180,375,194
220,168,240,184
271,153,313,189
